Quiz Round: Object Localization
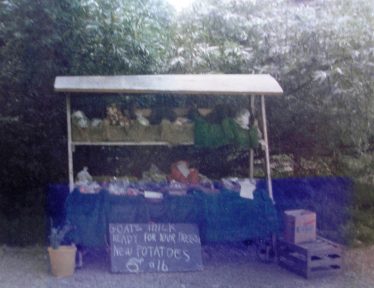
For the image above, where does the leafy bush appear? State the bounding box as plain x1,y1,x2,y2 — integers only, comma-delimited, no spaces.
168,0,374,162
0,0,172,245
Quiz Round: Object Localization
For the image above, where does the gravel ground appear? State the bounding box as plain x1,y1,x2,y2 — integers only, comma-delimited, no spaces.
0,243,373,288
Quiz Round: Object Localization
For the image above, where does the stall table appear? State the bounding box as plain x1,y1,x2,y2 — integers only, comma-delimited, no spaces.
65,187,279,247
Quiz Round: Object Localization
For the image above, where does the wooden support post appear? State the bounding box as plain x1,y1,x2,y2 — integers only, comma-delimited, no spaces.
261,95,274,202
66,95,74,192
249,96,255,179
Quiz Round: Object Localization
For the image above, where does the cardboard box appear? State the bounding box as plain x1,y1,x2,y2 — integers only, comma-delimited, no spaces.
284,209,316,244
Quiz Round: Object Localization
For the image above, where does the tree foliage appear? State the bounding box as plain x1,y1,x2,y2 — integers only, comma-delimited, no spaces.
168,0,374,161
0,0,173,245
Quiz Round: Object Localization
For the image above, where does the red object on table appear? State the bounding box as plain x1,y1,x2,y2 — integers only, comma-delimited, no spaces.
170,161,199,185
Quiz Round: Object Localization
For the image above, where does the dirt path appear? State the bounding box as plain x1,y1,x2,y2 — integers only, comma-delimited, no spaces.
0,243,373,288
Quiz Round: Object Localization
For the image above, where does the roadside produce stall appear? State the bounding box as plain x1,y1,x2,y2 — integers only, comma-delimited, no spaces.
54,74,283,248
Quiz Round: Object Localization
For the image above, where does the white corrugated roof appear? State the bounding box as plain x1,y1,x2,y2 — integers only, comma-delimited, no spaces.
54,74,283,96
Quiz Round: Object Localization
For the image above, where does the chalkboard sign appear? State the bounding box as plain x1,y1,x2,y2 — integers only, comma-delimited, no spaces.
109,223,203,273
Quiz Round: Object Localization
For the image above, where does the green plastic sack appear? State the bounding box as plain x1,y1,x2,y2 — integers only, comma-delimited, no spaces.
194,117,259,149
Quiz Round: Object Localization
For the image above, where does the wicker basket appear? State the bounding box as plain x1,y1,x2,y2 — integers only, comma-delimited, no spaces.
126,122,162,142
160,120,194,144
72,123,106,142
71,125,90,142
104,124,128,142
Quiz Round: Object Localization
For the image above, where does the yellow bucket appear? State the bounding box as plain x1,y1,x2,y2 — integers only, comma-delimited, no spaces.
48,245,77,277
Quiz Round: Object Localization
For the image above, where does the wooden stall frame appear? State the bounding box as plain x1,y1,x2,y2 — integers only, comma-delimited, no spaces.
55,74,283,201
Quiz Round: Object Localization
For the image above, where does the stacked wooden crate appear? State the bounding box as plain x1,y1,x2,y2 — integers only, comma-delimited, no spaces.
278,237,343,278
279,210,343,278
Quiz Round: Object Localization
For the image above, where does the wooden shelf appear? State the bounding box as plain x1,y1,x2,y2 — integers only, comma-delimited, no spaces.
72,141,194,146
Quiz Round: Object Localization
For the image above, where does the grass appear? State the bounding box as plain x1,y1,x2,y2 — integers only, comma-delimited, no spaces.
351,182,374,246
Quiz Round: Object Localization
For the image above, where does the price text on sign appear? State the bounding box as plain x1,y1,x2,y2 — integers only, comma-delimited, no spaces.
109,223,203,273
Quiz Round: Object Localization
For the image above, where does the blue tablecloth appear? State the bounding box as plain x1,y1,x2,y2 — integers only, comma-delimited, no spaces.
64,188,279,247
48,176,352,247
